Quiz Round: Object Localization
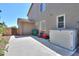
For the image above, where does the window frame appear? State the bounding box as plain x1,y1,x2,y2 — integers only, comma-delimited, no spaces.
57,14,65,29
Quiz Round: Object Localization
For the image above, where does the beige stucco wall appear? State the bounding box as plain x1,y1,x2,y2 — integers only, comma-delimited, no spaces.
18,21,36,35
28,3,79,34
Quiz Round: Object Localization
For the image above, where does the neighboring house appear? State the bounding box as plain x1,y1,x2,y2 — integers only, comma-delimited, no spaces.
3,18,36,36
17,18,36,35
27,3,79,34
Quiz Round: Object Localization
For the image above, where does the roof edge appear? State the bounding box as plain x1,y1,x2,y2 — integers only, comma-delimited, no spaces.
17,18,35,25
27,3,33,16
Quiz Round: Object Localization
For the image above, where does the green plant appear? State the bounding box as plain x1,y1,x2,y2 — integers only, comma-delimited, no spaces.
0,48,4,56
0,25,3,34
0,22,7,34
0,39,8,56
0,39,8,46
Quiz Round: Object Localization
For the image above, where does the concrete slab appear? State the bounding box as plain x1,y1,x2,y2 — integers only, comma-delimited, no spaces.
32,36,77,56
5,36,61,56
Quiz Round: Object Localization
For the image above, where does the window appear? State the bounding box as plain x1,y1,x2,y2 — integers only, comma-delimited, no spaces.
57,14,65,29
40,3,46,12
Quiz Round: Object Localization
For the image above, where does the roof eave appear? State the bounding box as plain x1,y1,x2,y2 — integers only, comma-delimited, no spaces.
27,3,33,16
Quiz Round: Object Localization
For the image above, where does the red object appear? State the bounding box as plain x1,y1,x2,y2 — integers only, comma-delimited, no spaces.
42,33,48,39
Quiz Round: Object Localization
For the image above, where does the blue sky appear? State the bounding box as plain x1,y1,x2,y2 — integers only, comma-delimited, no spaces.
0,3,31,27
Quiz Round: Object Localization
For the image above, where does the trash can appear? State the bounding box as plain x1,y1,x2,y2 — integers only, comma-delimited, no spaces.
32,29,38,36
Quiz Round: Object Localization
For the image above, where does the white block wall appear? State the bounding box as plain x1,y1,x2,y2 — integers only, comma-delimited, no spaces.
49,30,77,51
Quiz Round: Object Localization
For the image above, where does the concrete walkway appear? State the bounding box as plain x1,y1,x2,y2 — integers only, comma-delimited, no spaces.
4,36,61,56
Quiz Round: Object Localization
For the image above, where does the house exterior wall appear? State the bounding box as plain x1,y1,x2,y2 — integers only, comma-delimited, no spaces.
18,20,36,35
22,22,35,35
18,23,23,35
28,3,79,34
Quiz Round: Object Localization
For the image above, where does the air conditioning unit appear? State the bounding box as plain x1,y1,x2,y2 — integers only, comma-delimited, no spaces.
49,30,77,51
